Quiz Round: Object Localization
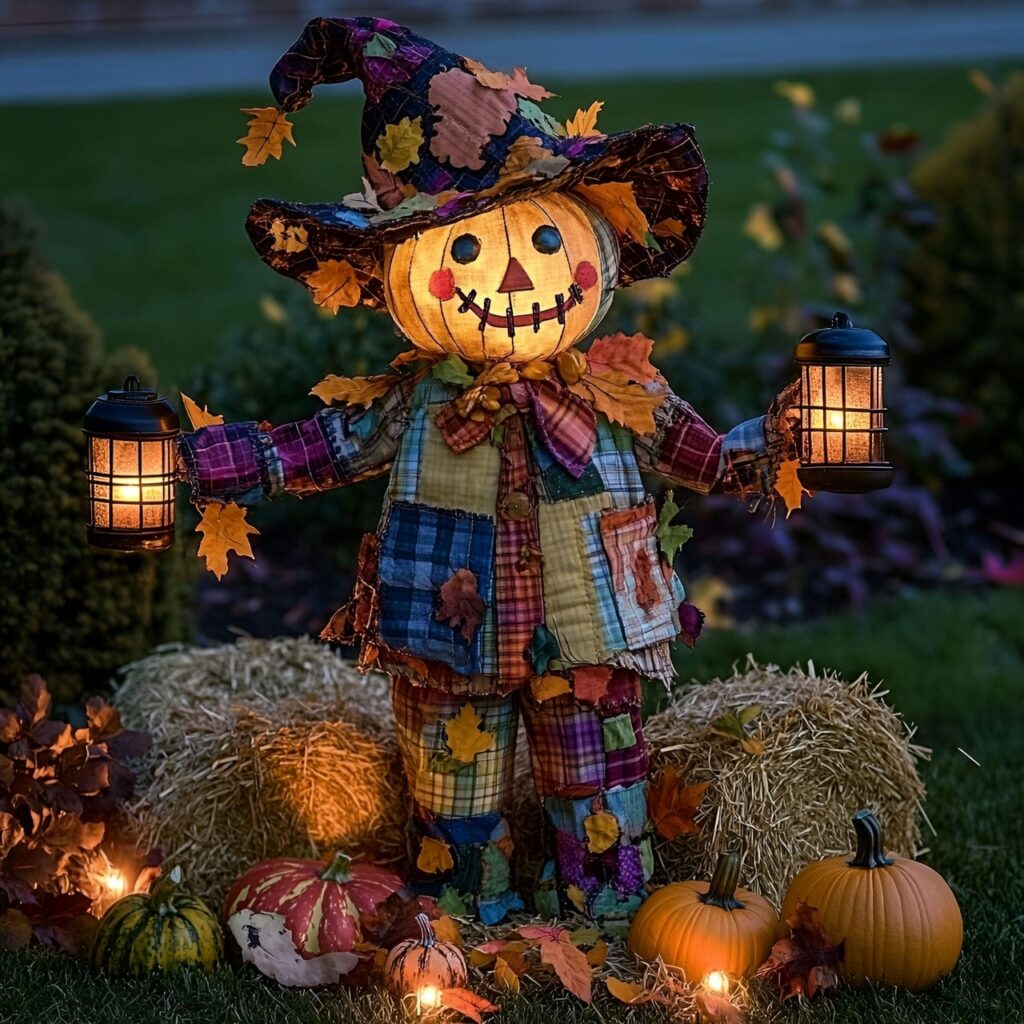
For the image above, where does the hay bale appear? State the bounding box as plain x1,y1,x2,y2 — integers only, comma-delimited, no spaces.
113,637,408,905
644,657,929,907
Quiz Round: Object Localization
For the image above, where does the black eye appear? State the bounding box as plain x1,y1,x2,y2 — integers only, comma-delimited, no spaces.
451,233,481,264
532,225,562,254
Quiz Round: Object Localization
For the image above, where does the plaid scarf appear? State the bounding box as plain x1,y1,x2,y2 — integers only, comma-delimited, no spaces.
434,378,597,478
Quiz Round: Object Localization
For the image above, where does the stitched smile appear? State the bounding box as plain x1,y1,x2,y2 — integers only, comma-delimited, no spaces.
455,285,586,336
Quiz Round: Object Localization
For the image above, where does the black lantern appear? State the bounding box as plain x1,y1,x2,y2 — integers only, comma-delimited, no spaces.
83,376,180,552
795,312,893,493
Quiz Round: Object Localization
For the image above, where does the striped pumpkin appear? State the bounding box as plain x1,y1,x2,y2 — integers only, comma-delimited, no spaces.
384,913,467,997
91,873,223,977
224,851,405,958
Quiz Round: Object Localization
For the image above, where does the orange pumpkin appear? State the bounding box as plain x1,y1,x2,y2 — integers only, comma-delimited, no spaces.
384,192,618,365
781,809,963,991
628,851,778,981
384,912,467,998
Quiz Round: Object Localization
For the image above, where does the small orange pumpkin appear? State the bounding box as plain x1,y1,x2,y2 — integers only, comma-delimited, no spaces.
628,850,778,981
781,809,963,991
384,912,467,998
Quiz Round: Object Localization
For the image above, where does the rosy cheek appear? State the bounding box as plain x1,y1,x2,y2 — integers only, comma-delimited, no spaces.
429,268,456,301
574,260,598,291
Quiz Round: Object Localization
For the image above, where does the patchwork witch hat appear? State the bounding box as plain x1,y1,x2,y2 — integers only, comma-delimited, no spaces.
246,16,709,309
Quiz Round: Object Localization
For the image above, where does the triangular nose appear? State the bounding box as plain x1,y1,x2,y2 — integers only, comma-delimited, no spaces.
497,256,534,293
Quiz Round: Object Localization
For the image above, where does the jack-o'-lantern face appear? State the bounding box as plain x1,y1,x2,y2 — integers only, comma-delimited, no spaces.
383,193,619,364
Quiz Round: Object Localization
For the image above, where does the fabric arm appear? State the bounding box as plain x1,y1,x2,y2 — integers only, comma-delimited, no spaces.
176,377,413,505
634,382,799,499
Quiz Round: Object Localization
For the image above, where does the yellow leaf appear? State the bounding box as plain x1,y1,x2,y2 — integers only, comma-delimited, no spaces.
444,703,496,763
432,915,462,946
416,836,454,875
236,107,295,167
303,259,362,314
530,674,570,702
775,459,812,517
309,373,397,408
573,181,651,245
565,100,604,137
773,80,815,110
494,956,521,994
583,810,619,854
606,976,668,1005
180,393,224,429
744,202,783,251
586,940,608,966
377,115,424,174
195,502,259,581
569,372,664,437
270,218,309,253
565,885,587,913
462,57,512,91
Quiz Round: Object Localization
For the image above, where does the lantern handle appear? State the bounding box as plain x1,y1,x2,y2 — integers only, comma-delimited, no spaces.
830,311,853,330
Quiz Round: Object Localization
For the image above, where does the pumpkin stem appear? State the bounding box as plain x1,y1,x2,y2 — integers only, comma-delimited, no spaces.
318,850,354,883
150,874,178,915
415,912,436,948
699,851,745,911
849,809,894,869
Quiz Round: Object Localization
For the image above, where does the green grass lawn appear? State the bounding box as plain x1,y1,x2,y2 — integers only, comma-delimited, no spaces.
2,588,1021,1023
0,62,1000,388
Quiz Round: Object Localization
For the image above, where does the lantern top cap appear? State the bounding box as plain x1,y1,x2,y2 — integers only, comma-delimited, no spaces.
83,377,179,436
795,311,890,366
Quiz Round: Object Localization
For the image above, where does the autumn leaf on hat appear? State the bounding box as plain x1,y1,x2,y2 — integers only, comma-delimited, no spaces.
269,218,308,253
462,58,553,101
236,107,295,167
376,115,425,174
502,135,556,174
565,101,604,138
429,67,518,171
574,181,651,245
196,501,259,580
444,703,495,763
303,259,361,314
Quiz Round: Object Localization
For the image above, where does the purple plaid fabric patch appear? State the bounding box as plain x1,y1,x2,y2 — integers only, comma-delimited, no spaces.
522,692,606,798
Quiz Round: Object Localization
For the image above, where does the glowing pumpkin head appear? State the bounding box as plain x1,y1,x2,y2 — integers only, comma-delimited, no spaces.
384,193,618,364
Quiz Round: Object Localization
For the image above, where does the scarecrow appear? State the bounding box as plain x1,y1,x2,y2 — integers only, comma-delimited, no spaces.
179,17,800,924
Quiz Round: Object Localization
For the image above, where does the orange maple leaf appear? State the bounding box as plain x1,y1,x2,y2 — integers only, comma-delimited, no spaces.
569,372,664,437
236,107,295,167
573,181,651,245
502,135,555,174
508,66,554,101
180,393,224,429
309,373,397,408
775,459,812,517
303,259,362,314
652,217,686,239
416,836,454,875
647,766,711,840
531,674,571,702
195,501,259,581
435,568,485,643
444,703,495,763
565,100,604,137
586,332,659,384
440,988,500,1023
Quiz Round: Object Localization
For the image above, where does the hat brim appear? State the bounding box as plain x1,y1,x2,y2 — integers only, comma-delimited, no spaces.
245,121,708,310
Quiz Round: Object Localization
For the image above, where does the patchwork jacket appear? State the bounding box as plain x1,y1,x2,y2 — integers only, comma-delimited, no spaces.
179,372,791,693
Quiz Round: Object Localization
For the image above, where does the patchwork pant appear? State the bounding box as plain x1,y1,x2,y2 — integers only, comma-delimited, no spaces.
391,669,653,925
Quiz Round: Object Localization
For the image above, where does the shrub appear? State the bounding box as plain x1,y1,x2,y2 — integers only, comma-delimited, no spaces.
903,72,1024,478
0,200,190,703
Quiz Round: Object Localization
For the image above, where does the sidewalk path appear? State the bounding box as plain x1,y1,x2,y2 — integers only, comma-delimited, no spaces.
2,4,1023,102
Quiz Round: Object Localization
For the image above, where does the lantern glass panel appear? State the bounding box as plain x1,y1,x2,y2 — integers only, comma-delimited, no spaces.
802,364,884,467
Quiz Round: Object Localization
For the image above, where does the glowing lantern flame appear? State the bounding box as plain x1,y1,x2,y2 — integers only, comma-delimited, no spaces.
703,970,731,997
415,984,442,1012
100,870,127,899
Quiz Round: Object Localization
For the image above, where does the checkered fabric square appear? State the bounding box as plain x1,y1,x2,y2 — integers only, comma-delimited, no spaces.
603,781,650,840
580,508,629,653
391,675,519,818
522,691,606,799
590,419,646,508
604,705,649,790
529,431,605,503
633,392,725,495
388,404,427,503
416,408,501,515
179,421,268,504
378,502,495,676
718,415,775,495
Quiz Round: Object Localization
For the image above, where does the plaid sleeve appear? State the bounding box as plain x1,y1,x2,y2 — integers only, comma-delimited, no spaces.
178,377,414,504
634,389,794,498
